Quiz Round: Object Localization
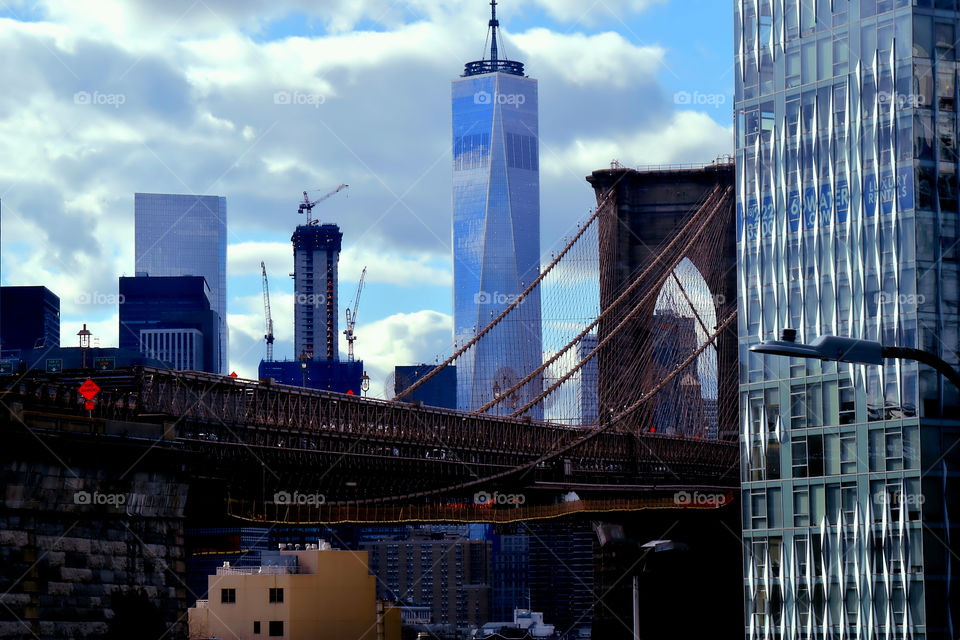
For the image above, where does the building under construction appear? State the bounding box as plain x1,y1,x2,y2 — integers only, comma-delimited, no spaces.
258,201,363,394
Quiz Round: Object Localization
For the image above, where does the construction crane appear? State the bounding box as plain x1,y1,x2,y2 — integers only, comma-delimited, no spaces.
343,266,367,362
298,184,348,225
261,261,275,361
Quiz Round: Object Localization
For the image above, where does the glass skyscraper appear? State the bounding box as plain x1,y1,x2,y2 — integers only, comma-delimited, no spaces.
735,1,960,637
134,193,228,374
452,2,543,416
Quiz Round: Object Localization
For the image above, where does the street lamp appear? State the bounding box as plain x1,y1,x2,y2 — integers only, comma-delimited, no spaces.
751,328,960,391
77,324,92,369
360,371,370,396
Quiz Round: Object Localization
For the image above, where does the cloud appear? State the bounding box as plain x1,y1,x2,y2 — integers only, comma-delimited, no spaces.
543,110,733,176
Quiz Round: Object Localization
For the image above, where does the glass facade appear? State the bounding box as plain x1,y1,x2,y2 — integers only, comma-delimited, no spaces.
451,71,543,416
735,1,960,637
134,193,228,374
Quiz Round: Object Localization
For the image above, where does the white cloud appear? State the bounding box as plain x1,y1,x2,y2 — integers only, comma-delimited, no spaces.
543,110,733,177
353,309,452,398
512,28,663,88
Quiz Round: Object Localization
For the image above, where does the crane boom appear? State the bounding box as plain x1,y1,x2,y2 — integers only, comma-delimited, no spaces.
261,261,275,361
298,184,348,224
344,266,367,362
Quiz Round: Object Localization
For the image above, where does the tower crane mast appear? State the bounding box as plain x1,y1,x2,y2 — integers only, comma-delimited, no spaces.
261,261,275,361
344,266,366,362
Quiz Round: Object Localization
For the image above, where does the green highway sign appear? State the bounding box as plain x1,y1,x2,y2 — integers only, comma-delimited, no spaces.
46,359,63,373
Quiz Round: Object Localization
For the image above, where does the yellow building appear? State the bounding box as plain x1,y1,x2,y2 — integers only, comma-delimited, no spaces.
188,541,392,640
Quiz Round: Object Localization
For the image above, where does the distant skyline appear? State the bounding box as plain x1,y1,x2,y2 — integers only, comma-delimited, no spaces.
0,0,733,388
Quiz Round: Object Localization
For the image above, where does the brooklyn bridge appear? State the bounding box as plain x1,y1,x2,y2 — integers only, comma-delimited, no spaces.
0,163,741,635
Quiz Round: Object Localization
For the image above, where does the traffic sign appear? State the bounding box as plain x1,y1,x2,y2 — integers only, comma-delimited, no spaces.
84,400,95,411
93,357,115,371
78,379,100,400
0,362,13,375
46,359,63,373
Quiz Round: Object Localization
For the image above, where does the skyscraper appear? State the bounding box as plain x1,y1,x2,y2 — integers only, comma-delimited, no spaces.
452,1,543,416
735,2,960,637
291,224,341,361
134,193,228,374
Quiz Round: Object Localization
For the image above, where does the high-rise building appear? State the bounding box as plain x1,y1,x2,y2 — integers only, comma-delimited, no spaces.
452,1,543,417
576,333,599,425
361,526,491,632
0,286,60,351
651,310,706,436
735,2,960,637
292,224,341,361
119,275,220,373
134,193,227,374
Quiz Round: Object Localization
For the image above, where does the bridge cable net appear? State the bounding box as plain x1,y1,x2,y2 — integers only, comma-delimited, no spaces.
394,179,737,441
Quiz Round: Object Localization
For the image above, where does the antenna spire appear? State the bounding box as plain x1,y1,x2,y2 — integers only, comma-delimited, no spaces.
489,0,499,63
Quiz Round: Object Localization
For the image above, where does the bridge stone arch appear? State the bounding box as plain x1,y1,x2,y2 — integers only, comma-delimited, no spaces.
586,163,738,440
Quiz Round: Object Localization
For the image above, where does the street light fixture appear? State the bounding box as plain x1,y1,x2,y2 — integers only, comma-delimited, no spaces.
77,323,92,369
751,328,960,391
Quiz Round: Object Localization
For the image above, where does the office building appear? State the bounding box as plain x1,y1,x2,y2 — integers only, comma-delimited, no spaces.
0,286,60,351
576,333,599,425
361,526,491,632
735,2,960,637
651,310,707,437
134,193,228,373
119,276,220,373
452,2,543,418
394,364,456,409
187,542,381,640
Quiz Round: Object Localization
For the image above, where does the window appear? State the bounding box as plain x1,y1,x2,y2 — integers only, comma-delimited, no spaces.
269,588,284,603
794,487,810,527
269,621,284,637
254,621,261,634
221,588,236,604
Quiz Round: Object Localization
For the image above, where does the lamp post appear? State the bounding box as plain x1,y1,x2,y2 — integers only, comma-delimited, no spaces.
361,371,370,397
751,328,960,391
77,324,92,369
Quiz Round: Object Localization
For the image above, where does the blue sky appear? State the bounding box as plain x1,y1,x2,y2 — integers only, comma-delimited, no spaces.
0,0,733,389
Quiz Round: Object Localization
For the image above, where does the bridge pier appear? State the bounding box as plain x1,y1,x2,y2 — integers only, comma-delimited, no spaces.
0,457,189,639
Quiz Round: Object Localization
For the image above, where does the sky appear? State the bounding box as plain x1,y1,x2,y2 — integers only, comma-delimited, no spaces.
0,0,734,393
